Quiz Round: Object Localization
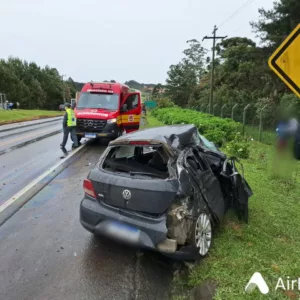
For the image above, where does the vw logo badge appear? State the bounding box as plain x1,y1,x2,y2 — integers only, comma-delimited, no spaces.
122,189,131,200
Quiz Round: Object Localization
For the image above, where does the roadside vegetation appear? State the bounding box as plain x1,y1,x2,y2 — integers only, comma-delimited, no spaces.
152,107,250,159
0,57,85,110
145,112,300,300
0,109,64,125
151,0,300,133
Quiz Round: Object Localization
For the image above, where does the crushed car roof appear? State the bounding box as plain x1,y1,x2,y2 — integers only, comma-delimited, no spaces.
110,124,200,150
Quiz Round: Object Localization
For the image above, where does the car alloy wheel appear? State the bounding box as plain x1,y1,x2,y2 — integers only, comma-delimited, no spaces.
194,213,212,256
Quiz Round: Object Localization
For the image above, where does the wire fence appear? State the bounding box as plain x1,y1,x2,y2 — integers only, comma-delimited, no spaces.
193,103,281,145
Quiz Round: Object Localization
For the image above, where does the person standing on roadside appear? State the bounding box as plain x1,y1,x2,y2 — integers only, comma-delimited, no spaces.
60,103,79,155
276,114,300,158
70,102,81,147
16,102,20,110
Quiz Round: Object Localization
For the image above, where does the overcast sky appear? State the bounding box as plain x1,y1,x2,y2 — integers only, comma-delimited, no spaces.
0,0,274,84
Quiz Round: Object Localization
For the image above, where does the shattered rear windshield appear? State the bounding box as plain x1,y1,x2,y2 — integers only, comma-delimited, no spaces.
102,145,170,179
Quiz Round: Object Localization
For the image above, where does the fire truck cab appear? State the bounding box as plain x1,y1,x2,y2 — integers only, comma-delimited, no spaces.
75,82,141,142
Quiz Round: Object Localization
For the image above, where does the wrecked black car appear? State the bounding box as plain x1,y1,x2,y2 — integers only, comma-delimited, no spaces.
80,124,253,259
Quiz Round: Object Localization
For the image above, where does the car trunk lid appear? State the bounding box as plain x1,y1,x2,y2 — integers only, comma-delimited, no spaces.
89,169,178,215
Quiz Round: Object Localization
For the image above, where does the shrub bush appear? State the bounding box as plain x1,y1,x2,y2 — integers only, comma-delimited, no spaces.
156,97,176,108
226,132,250,159
151,107,239,145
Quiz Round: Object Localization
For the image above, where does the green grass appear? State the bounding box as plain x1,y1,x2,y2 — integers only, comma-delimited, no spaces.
0,109,64,124
239,123,276,145
144,113,300,300
140,113,165,129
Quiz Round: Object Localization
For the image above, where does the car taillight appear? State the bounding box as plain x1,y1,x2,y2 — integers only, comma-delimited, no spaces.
83,179,96,198
129,141,151,145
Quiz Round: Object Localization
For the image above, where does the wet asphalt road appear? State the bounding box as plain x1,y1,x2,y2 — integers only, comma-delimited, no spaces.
0,144,174,300
0,119,62,153
0,132,79,205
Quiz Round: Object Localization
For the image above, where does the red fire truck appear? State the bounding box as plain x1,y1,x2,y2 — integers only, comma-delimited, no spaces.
74,82,141,142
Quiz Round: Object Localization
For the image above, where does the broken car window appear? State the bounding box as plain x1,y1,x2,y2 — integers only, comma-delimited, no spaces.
102,145,169,179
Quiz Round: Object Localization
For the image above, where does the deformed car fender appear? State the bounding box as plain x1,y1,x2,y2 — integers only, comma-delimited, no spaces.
180,147,226,223
175,149,210,217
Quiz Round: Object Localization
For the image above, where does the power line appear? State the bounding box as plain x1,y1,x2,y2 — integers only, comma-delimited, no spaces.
218,0,256,29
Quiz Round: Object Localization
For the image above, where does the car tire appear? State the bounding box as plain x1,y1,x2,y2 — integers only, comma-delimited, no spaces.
191,212,213,257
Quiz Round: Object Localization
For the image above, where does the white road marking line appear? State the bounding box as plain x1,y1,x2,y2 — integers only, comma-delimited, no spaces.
0,143,86,213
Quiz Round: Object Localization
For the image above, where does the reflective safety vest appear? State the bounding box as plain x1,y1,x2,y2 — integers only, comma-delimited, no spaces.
66,108,76,127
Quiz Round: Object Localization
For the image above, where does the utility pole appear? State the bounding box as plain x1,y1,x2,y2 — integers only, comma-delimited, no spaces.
202,25,227,114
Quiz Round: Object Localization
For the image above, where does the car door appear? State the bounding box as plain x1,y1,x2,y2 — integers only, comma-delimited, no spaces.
120,93,141,133
222,158,252,223
184,148,225,222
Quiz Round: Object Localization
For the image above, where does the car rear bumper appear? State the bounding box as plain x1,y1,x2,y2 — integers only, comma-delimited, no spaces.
80,197,168,250
80,197,199,260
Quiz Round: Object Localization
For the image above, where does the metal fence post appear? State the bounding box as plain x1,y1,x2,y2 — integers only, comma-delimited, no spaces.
243,104,251,136
221,104,227,118
231,104,238,120
259,104,268,142
213,104,218,115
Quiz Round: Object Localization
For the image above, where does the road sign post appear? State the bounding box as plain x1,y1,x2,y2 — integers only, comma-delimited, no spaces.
268,24,300,98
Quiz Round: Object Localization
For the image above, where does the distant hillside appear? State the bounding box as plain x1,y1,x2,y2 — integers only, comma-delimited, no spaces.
124,80,157,92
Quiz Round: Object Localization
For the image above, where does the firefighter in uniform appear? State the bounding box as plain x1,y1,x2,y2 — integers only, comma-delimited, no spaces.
60,103,79,154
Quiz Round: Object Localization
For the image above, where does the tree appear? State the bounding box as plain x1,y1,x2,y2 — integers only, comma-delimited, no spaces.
152,83,164,99
165,40,206,107
165,62,198,107
182,39,207,83
164,0,299,128
251,0,300,47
